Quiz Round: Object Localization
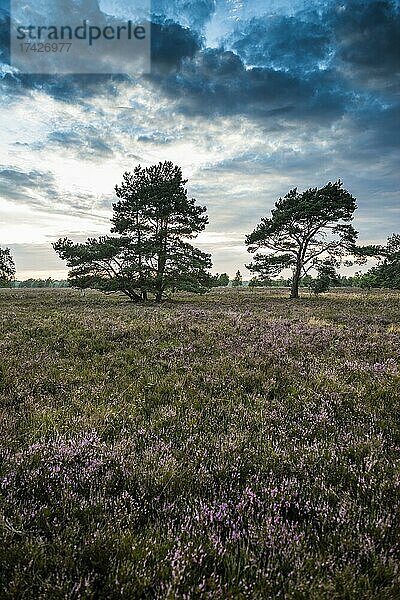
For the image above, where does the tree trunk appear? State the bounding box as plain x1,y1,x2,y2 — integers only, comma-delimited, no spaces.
124,289,141,302
290,260,302,299
155,220,168,303
155,261,165,302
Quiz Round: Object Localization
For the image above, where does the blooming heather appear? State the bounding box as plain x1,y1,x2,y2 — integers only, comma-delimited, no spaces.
0,287,399,598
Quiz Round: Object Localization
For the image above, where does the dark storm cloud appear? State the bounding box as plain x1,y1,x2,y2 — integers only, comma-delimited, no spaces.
227,12,331,72
141,0,399,162
152,0,216,31
0,4,9,63
148,47,350,123
350,102,400,151
151,20,202,72
224,1,400,84
332,0,400,84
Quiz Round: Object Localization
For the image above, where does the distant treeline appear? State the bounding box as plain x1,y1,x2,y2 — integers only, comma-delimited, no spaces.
246,274,381,289
12,278,70,288
6,274,387,290
210,272,380,289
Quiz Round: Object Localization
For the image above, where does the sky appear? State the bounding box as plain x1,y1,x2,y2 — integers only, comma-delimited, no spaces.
0,0,399,279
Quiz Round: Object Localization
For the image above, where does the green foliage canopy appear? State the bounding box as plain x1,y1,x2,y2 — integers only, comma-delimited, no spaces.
0,247,16,287
356,234,400,289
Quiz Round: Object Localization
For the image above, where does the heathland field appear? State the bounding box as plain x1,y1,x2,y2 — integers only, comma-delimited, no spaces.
0,288,399,599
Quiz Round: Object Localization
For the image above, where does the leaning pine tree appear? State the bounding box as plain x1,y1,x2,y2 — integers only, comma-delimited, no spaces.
53,161,212,301
245,181,359,299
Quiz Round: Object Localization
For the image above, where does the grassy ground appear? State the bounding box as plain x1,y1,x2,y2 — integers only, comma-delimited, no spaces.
0,288,399,599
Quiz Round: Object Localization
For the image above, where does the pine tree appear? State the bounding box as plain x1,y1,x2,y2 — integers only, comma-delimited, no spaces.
54,162,212,301
232,270,243,287
246,181,358,298
0,247,16,287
